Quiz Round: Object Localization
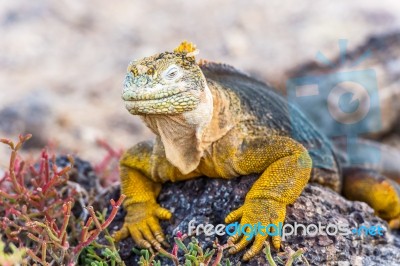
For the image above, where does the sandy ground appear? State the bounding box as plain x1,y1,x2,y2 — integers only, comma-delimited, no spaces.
1,0,400,166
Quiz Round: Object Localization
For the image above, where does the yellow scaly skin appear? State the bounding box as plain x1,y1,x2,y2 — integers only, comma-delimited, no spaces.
113,41,400,261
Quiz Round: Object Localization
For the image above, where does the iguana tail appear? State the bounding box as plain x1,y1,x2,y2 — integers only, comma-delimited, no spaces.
334,138,400,228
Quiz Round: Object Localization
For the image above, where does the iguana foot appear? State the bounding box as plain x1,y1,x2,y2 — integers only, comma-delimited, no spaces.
113,201,172,250
225,199,286,261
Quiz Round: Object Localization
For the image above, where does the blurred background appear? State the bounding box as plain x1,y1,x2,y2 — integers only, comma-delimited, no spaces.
1,0,400,165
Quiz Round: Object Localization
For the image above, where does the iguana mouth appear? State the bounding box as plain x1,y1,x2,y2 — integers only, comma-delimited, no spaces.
122,88,183,102
123,90,200,115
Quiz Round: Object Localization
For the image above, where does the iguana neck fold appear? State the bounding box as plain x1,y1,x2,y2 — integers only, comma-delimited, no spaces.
141,80,238,174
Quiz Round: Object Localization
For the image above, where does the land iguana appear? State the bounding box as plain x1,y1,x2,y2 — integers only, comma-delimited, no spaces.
113,41,400,261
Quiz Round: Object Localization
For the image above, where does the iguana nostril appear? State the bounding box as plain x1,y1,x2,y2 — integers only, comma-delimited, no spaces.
136,76,148,86
124,74,134,88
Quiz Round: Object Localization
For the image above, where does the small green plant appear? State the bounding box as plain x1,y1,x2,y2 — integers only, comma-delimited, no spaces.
264,241,309,266
79,209,125,266
0,235,26,266
132,231,233,266
132,249,161,266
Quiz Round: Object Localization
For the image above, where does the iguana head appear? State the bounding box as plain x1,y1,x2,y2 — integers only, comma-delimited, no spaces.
123,41,208,115
122,42,217,174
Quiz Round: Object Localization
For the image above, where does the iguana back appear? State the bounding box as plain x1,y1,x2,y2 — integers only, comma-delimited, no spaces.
200,62,339,172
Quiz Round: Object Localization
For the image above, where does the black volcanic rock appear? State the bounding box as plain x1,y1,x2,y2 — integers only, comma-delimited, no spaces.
108,174,400,266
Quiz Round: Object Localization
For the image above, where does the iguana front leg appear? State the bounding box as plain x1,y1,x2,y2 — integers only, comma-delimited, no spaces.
113,140,200,249
224,136,312,261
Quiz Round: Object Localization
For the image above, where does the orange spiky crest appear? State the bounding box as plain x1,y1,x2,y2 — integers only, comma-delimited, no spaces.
174,41,199,57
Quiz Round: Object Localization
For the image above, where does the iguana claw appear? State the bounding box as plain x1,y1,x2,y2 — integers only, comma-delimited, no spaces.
113,201,172,250
225,199,285,261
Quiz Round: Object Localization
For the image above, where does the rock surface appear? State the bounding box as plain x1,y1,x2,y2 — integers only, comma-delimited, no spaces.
110,174,400,266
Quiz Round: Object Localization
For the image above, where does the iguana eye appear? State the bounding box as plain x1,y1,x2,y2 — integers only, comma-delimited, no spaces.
163,65,180,80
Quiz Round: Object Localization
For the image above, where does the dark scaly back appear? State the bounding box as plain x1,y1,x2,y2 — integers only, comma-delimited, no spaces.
200,62,339,171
